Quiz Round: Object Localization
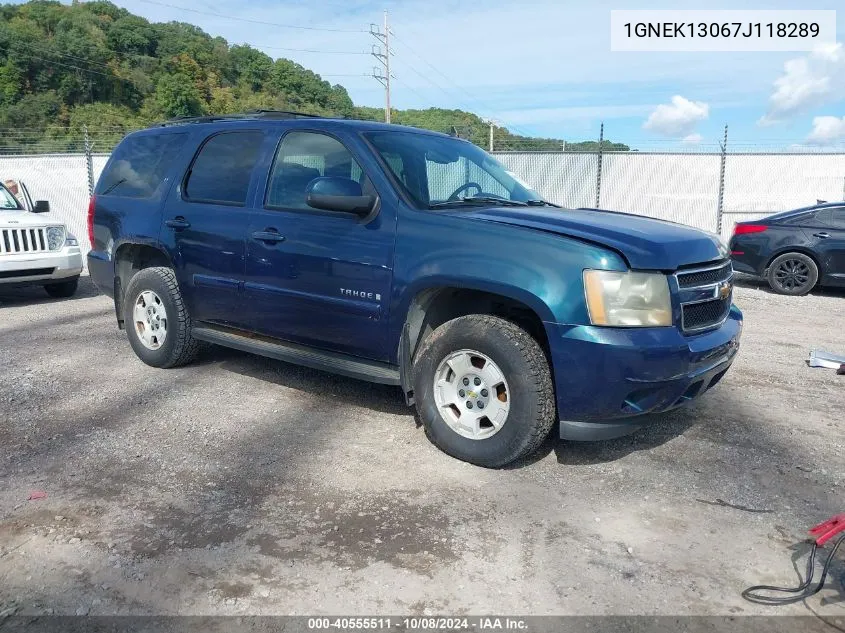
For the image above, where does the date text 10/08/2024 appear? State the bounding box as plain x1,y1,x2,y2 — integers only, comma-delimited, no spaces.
307,618,528,630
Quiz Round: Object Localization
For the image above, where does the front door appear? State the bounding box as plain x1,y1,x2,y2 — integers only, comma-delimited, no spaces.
161,129,266,327
243,130,395,361
811,206,845,286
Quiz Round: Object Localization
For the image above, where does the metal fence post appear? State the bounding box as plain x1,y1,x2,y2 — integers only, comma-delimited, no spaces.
716,124,728,235
83,125,94,196
595,122,604,209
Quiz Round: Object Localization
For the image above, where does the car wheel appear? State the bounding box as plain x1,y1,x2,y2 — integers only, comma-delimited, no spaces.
766,252,818,296
123,267,200,368
44,277,79,298
412,315,555,468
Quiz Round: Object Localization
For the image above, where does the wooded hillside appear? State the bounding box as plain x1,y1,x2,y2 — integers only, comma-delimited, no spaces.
0,0,628,152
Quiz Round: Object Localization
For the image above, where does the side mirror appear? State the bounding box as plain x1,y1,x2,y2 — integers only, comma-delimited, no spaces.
306,177,375,217
33,200,50,213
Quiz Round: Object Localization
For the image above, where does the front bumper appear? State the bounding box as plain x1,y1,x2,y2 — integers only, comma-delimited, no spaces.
548,306,742,441
0,247,83,285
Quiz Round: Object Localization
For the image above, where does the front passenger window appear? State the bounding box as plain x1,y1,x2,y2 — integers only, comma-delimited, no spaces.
266,132,371,210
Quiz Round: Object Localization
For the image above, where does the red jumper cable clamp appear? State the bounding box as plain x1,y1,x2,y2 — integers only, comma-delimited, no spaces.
742,514,845,605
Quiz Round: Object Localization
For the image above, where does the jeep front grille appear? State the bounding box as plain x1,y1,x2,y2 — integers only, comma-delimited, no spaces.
674,261,734,333
0,228,48,255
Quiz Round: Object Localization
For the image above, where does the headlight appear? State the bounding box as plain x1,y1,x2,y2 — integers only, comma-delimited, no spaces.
46,226,65,251
65,233,78,247
583,269,672,327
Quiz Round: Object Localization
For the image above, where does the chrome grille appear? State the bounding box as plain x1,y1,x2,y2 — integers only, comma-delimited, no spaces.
674,261,734,333
676,262,733,288
0,227,48,255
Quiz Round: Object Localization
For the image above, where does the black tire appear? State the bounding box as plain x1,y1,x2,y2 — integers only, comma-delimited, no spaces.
123,267,200,368
766,252,818,296
412,315,555,468
44,276,79,298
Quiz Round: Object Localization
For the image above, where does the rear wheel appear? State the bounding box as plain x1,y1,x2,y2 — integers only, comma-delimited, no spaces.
44,277,79,298
767,252,818,296
123,267,200,368
412,315,555,468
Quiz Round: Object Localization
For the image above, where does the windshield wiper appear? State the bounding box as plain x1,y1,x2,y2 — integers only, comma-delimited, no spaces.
429,196,529,209
525,199,561,208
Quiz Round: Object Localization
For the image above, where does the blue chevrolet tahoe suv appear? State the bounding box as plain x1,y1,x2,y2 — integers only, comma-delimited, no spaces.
88,111,742,467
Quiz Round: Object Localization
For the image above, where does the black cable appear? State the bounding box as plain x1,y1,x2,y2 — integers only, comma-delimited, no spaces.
742,533,845,605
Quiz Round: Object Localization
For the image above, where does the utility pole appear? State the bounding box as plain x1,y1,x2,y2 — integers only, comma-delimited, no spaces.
488,120,494,151
370,11,391,123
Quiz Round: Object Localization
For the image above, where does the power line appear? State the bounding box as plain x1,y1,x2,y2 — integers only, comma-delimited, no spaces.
12,41,138,74
389,74,429,105
136,0,365,33
250,44,369,55
23,54,138,86
388,26,538,139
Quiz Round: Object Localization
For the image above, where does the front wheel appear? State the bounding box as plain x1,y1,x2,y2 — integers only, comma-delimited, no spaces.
44,277,79,298
767,252,818,296
412,315,555,468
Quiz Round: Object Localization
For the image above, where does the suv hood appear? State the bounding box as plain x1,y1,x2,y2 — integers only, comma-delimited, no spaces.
0,209,62,229
449,206,727,270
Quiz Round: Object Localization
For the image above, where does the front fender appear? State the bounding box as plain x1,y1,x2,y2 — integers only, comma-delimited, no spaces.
389,208,627,352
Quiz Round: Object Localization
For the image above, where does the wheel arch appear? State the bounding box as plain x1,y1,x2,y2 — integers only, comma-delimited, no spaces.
112,241,174,329
397,281,556,404
765,247,823,275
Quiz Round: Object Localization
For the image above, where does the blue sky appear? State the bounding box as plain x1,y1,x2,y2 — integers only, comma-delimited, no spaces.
108,0,845,149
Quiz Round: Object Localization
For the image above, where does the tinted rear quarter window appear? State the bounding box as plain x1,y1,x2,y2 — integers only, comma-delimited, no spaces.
827,207,845,229
184,131,264,205
778,211,827,228
97,133,187,198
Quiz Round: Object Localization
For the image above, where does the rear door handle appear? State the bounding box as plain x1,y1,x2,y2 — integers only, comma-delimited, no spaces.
165,217,191,230
252,229,286,244
813,232,831,239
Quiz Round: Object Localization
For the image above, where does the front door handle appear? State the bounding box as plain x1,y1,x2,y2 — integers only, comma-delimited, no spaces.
165,217,191,230
252,229,286,244
813,232,831,239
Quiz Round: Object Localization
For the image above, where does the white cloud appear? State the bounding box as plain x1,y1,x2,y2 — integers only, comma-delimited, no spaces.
495,104,654,125
759,44,845,125
682,133,703,144
806,115,845,144
642,96,709,137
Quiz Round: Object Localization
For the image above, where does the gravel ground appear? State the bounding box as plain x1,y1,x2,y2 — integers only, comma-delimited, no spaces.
0,275,843,617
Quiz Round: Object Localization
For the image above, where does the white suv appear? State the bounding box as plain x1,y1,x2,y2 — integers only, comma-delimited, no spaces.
0,180,83,298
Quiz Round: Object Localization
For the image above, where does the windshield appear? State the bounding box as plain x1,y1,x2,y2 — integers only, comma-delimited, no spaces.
365,131,543,209
0,184,22,211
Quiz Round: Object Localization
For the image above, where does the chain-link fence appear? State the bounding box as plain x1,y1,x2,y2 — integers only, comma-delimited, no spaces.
493,150,845,238
2,130,844,265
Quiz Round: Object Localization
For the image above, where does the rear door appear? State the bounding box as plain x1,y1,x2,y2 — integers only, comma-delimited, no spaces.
160,129,267,327
810,207,845,286
242,129,395,361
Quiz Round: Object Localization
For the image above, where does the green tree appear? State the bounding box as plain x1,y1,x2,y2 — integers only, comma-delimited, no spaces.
153,73,204,119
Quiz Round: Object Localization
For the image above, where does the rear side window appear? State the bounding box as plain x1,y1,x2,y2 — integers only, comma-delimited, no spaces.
827,207,845,229
97,133,187,198
184,131,264,206
779,211,827,228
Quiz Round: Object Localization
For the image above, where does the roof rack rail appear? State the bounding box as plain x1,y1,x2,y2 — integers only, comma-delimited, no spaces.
159,110,326,127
